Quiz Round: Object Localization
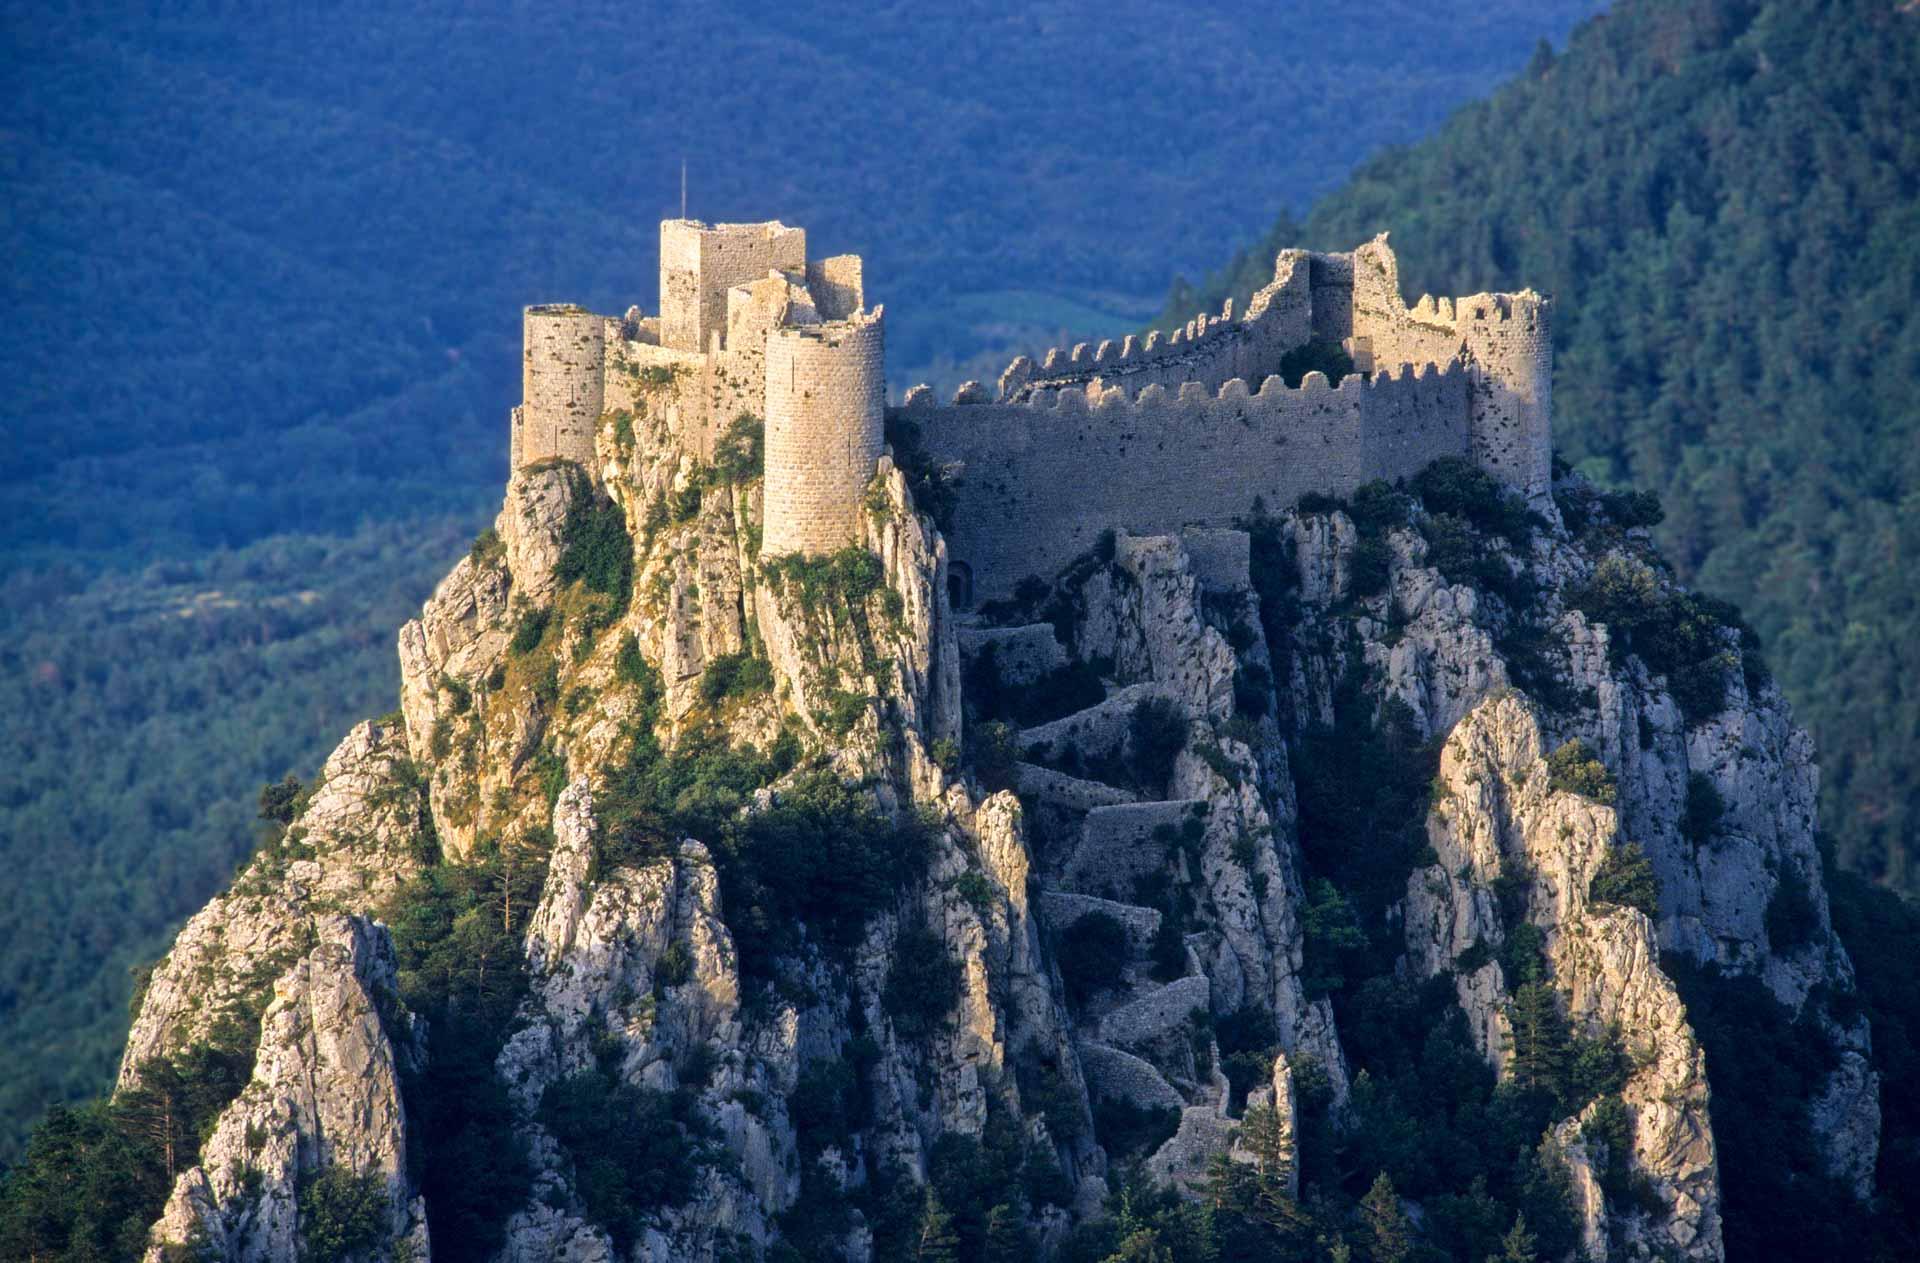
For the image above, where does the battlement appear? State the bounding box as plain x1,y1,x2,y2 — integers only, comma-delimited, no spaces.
902,360,1473,601
995,252,1312,404
510,217,1554,598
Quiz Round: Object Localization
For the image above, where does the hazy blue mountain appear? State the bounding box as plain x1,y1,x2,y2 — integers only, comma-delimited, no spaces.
2,0,1603,571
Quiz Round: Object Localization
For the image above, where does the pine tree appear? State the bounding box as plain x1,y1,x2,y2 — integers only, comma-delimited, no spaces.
1506,981,1570,1098
981,1202,1027,1262
1360,1172,1414,1263
914,1187,961,1263
1201,1102,1305,1246
1492,1212,1538,1263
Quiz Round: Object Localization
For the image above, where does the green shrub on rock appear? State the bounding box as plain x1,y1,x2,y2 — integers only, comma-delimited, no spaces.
1588,841,1659,917
1546,739,1615,803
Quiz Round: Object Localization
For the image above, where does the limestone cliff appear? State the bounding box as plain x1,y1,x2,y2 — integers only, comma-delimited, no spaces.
117,386,1876,1260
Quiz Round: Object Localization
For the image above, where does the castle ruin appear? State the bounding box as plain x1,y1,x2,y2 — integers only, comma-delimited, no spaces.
514,220,1553,602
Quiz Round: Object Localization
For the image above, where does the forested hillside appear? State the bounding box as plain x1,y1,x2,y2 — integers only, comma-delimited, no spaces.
0,523,466,1160
0,0,1604,1164
1163,0,1920,893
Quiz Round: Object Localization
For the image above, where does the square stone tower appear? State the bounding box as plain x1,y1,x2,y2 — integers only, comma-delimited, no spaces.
659,220,807,352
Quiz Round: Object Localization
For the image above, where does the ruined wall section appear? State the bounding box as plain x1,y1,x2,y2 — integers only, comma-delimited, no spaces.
805,255,865,321
659,219,807,352
516,305,605,471
1459,291,1553,503
1347,236,1465,374
910,363,1469,601
762,309,886,556
1308,253,1356,344
602,334,708,460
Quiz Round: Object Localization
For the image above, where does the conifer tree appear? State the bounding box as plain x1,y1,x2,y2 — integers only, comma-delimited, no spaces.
1492,1212,1538,1263
981,1201,1028,1262
1506,981,1571,1097
1361,1172,1414,1263
914,1187,961,1263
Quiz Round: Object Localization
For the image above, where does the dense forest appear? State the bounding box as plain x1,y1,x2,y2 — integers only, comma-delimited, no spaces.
0,0,1603,1165
0,523,465,1161
1162,0,1920,895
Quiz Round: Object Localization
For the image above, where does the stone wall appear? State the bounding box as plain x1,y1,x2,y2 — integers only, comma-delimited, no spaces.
659,219,807,352
1348,237,1465,374
517,305,605,470
805,254,865,321
762,310,886,556
511,221,1553,579
907,362,1470,602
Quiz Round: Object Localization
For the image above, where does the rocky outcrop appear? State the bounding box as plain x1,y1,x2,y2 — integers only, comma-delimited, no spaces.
1412,692,1720,1258
142,915,427,1263
120,719,428,1087
114,395,1879,1261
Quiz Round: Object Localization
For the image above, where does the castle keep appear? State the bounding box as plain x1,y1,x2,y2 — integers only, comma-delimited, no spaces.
513,218,884,557
514,221,1553,601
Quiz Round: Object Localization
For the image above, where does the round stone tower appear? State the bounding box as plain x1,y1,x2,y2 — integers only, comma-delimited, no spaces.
762,308,886,557
515,304,605,470
1460,291,1553,505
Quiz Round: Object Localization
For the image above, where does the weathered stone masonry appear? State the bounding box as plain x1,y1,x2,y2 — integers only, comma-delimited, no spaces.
511,219,1555,599
910,363,1471,601
763,311,886,557
512,305,604,471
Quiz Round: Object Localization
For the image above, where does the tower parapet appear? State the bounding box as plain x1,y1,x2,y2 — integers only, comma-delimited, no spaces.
514,304,605,470
762,308,886,557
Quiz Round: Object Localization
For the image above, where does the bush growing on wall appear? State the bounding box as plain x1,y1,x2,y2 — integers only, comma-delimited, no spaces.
1056,912,1130,1006
1127,696,1187,792
712,413,765,482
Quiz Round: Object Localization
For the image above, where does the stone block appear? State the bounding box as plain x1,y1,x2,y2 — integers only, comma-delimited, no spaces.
1061,799,1207,899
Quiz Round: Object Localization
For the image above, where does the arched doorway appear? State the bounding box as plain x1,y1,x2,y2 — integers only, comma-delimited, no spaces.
947,561,973,611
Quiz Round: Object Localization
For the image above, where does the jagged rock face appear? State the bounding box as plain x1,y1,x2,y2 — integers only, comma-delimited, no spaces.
115,408,1879,1260
1286,498,1875,1251
120,720,427,1086
496,782,774,1263
1412,692,1720,1258
142,915,427,1263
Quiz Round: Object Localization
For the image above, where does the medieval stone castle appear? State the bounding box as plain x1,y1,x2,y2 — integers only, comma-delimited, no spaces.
512,219,1553,603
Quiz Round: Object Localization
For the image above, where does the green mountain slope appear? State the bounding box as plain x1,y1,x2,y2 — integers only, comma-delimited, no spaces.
1162,0,1920,893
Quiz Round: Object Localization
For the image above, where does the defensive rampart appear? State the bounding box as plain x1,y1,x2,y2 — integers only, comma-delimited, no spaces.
996,250,1312,404
904,361,1470,603
511,219,1552,587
